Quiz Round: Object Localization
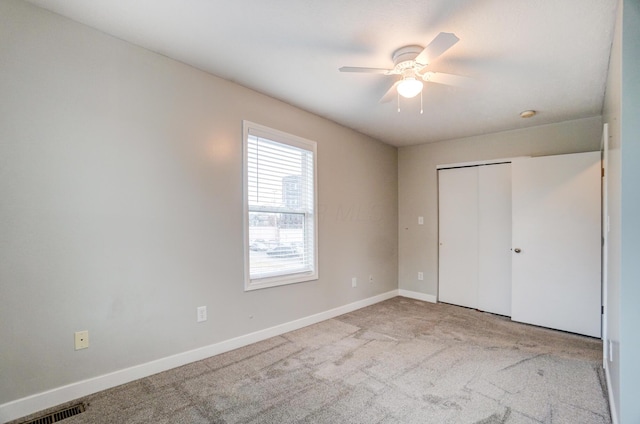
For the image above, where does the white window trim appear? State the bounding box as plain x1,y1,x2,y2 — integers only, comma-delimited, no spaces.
242,120,318,291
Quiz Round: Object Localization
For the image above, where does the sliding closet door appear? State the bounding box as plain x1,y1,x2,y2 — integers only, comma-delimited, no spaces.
511,152,601,337
438,167,479,309
438,163,512,315
477,163,512,316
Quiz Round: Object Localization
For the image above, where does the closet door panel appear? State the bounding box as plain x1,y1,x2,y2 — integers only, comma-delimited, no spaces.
438,167,479,309
477,163,512,316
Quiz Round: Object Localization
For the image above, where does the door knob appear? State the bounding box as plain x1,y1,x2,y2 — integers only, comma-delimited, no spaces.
514,248,522,253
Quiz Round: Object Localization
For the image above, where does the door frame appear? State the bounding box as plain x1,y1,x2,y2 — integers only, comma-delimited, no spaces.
436,157,529,171
602,123,609,362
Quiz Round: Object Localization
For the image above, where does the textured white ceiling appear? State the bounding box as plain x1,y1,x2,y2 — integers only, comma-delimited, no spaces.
24,0,618,146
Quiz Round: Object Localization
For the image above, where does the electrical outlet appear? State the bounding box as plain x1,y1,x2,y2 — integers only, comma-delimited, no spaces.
418,272,424,281
369,275,374,283
197,306,207,323
74,330,89,350
418,216,424,225
352,277,357,288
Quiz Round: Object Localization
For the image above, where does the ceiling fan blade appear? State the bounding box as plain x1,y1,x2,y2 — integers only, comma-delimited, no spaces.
415,32,460,65
379,81,400,103
339,66,393,74
423,71,472,88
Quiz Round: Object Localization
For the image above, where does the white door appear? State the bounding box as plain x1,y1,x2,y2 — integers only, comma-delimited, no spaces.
511,152,601,337
477,163,512,316
438,163,512,315
438,166,479,309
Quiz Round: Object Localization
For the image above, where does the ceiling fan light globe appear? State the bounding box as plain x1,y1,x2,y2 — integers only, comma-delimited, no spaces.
397,78,423,98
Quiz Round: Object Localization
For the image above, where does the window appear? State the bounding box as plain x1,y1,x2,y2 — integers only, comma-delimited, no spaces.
243,121,317,290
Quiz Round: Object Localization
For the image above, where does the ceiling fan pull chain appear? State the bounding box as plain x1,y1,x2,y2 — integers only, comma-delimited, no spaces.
397,92,401,113
420,91,424,114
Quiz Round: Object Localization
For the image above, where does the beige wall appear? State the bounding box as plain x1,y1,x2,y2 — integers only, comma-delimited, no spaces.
398,116,602,296
0,0,397,406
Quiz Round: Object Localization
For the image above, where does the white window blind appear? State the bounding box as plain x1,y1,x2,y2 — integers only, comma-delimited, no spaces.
243,121,317,290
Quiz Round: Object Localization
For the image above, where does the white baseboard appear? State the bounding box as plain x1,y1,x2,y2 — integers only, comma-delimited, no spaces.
0,290,399,423
604,361,619,424
398,289,437,303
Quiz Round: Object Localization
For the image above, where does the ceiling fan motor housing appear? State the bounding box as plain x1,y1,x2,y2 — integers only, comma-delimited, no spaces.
392,45,425,69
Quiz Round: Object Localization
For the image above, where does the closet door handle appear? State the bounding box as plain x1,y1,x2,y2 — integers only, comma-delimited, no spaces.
514,248,522,253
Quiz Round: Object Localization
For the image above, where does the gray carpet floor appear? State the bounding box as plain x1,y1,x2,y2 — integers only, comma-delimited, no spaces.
13,297,610,424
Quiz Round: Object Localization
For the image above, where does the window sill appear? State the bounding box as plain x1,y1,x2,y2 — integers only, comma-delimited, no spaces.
244,271,318,291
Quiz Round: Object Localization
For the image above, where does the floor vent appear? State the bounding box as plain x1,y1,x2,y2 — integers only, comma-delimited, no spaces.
23,403,86,424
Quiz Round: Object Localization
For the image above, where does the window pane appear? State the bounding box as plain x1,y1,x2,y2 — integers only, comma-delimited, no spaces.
249,211,310,278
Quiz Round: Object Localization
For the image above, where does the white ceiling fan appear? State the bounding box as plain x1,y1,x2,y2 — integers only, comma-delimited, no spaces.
339,32,469,104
